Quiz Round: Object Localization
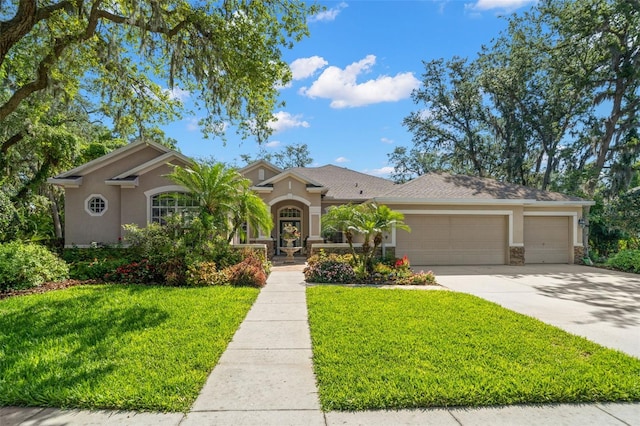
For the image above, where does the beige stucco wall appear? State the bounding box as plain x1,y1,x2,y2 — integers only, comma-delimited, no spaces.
242,164,281,186
63,146,185,246
120,163,183,230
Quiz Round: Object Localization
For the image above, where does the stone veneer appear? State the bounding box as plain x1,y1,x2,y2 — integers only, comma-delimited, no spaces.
573,246,585,264
509,246,525,266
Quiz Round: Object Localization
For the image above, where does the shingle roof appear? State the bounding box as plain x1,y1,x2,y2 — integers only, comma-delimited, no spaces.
379,173,585,202
289,165,396,200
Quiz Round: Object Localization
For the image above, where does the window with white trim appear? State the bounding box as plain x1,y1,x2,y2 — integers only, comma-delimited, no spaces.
85,194,108,216
151,192,198,225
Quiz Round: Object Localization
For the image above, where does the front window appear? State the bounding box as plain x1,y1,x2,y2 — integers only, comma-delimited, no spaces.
151,192,198,225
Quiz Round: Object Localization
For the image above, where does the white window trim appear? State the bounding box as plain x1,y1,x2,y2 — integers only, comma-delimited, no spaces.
144,185,189,223
84,194,108,217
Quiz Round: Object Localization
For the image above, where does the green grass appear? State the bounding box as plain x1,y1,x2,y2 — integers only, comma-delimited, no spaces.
307,286,640,411
0,284,258,412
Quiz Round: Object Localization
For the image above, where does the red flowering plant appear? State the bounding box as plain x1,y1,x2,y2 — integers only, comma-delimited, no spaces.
393,255,412,279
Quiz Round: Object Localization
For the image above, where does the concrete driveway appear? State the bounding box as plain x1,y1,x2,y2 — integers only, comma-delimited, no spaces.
419,264,640,359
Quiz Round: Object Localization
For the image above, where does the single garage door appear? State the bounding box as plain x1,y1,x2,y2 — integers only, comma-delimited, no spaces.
397,215,507,265
524,216,570,264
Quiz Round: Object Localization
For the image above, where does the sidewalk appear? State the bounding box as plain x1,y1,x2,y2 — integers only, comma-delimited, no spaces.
2,263,639,425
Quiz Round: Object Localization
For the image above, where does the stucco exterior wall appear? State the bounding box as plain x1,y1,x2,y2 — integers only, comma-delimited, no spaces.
61,146,186,246
120,164,181,230
242,165,280,186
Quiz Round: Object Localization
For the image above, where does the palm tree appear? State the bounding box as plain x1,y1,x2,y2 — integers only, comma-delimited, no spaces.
168,161,273,240
322,203,410,274
227,185,273,243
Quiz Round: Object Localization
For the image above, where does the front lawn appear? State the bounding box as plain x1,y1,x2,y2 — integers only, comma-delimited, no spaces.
0,284,258,412
307,286,640,411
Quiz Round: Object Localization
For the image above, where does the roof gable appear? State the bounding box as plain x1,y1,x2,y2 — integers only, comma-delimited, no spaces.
238,159,282,176
112,151,191,179
55,139,173,178
255,169,325,188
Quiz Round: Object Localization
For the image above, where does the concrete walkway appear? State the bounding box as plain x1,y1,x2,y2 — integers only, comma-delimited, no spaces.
182,264,324,426
2,264,640,425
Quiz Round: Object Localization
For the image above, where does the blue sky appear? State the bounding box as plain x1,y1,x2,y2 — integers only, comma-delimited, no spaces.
166,0,537,177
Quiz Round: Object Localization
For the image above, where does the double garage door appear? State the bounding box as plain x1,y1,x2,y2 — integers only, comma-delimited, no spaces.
396,214,571,265
397,215,507,265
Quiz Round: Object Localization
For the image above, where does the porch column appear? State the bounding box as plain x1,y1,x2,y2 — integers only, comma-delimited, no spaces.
307,206,324,257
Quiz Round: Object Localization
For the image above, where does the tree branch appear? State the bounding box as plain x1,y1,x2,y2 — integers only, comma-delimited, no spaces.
0,0,73,67
0,1,102,122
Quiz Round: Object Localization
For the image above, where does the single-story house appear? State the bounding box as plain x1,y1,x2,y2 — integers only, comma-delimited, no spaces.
48,139,594,265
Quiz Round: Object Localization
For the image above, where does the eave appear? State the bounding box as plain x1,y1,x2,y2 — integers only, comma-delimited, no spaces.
105,177,139,188
46,176,83,188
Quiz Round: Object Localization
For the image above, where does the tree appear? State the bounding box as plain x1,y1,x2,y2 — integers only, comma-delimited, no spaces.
241,143,313,169
168,161,272,241
387,146,448,183
539,0,640,195
322,203,410,274
478,12,591,190
403,57,500,179
1,1,315,141
228,186,274,244
272,143,313,169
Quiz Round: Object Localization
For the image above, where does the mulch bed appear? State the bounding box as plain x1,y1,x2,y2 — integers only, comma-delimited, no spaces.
0,279,100,300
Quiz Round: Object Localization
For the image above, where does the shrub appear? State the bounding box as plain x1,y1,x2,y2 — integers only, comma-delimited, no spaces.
304,254,357,284
395,270,437,286
159,257,187,286
123,222,182,267
186,261,229,286
62,246,137,264
225,257,267,287
0,241,69,291
307,251,353,268
106,259,160,284
69,258,130,280
607,250,640,273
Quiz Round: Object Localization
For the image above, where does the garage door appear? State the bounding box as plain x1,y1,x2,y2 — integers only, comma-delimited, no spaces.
397,215,507,265
524,216,570,264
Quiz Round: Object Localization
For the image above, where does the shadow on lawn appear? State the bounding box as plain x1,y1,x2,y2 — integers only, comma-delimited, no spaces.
0,286,169,406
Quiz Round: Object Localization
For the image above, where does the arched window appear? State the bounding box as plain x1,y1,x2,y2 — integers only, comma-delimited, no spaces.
150,192,198,224
279,207,301,219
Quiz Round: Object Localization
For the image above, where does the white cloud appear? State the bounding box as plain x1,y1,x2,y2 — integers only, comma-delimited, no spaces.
165,87,190,102
366,166,395,177
290,56,328,80
466,0,535,11
335,156,350,163
381,137,394,144
268,111,310,133
299,55,420,108
309,2,348,23
265,140,281,148
185,117,199,132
